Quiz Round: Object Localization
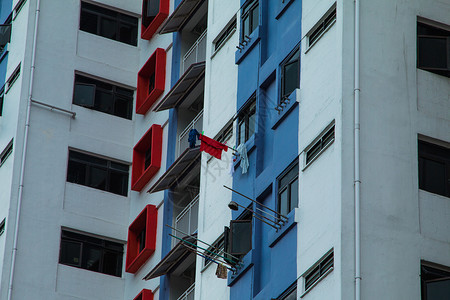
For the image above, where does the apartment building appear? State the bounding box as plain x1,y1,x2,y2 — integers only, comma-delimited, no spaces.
0,0,449,300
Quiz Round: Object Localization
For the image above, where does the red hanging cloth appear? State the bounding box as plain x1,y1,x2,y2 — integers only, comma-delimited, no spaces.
198,134,228,159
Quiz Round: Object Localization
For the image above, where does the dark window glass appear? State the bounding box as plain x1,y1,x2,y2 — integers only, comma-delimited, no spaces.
0,87,4,116
144,144,152,170
142,0,160,27
277,284,297,300
60,230,123,277
418,140,450,197
306,125,335,165
421,264,450,300
6,64,20,93
138,229,146,252
417,22,450,78
308,6,336,47
149,73,155,94
226,211,252,262
304,251,334,290
67,150,129,196
278,161,299,216
80,1,138,46
0,139,13,167
73,74,133,120
237,97,256,145
281,48,300,101
0,218,5,236
241,0,259,41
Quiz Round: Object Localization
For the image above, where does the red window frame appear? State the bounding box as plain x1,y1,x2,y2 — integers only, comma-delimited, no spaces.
133,289,154,300
136,48,166,114
126,205,158,273
141,0,169,40
131,124,163,191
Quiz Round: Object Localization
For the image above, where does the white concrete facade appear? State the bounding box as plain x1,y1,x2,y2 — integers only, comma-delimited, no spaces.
298,0,450,299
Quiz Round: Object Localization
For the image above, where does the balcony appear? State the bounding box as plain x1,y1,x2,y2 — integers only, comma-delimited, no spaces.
177,109,203,156
177,283,195,300
173,195,199,247
182,30,207,74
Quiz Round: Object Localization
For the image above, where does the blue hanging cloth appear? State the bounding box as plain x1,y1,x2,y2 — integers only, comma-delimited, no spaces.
188,129,200,148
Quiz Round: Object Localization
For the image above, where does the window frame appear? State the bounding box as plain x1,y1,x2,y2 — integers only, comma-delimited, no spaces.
225,210,252,263
126,205,158,273
213,17,237,54
73,73,134,120
306,4,336,50
416,19,450,78
0,218,5,236
59,229,124,277
277,159,299,216
66,149,130,196
0,86,4,116
5,63,20,94
280,46,300,103
241,0,259,41
79,1,138,46
136,48,166,114
421,262,450,300
0,139,13,167
131,124,163,191
133,289,154,300
304,122,335,168
418,139,450,198
237,96,256,146
202,234,225,269
302,249,334,294
141,0,169,40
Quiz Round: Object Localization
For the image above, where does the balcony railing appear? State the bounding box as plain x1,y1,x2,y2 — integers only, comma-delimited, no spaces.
182,30,207,73
177,283,195,300
174,195,199,243
178,109,203,156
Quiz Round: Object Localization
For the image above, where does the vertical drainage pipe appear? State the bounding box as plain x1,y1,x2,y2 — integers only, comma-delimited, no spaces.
354,0,361,300
7,0,40,299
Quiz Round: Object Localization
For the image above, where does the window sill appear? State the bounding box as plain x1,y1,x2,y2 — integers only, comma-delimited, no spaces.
233,134,256,172
271,90,298,130
227,250,254,286
276,0,295,20
268,209,296,248
235,26,261,65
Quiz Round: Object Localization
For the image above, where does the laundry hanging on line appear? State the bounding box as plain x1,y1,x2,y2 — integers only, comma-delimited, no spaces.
199,134,228,159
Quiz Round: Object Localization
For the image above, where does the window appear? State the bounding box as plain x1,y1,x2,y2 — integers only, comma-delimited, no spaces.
0,86,4,116
417,20,450,78
126,205,157,273
59,229,124,277
203,234,225,268
418,140,450,198
278,160,299,216
141,0,169,40
276,283,297,300
421,263,450,299
280,47,300,102
305,123,335,166
136,48,166,114
0,139,13,167
13,0,27,18
0,218,5,236
80,1,138,46
73,74,133,119
224,210,252,264
133,289,154,300
241,0,259,41
67,150,129,196
237,97,256,146
214,18,236,52
6,63,20,93
131,124,163,191
307,4,336,48
303,250,333,291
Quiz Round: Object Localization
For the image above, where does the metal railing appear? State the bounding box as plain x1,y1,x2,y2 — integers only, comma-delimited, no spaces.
174,195,199,243
182,30,207,73
177,110,203,156
177,283,195,300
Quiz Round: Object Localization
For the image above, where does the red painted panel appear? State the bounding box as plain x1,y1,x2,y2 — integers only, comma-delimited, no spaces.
136,48,166,115
133,289,154,300
126,205,158,273
131,124,163,191
141,0,169,40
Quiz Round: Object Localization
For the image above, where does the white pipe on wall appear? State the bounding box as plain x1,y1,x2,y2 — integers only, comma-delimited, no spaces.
354,0,361,299
7,0,41,299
